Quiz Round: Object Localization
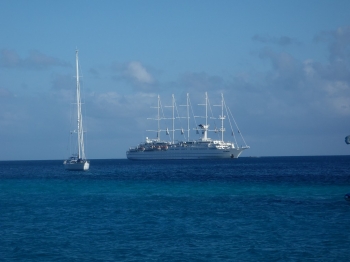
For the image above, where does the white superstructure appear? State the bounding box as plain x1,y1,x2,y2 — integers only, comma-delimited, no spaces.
126,93,249,160
64,50,90,170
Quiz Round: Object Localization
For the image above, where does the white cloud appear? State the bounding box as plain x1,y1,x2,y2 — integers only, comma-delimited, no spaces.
323,81,348,95
126,61,154,84
303,59,316,77
314,26,350,63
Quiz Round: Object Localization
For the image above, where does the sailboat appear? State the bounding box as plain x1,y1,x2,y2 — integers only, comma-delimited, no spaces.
63,50,90,171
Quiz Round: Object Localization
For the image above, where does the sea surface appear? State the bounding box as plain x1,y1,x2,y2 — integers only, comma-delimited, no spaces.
1,156,350,261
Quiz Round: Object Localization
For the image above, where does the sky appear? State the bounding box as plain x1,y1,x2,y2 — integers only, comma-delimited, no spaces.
1,0,350,160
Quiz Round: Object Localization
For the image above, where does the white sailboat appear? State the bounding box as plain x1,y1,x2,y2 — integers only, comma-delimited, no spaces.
64,50,90,171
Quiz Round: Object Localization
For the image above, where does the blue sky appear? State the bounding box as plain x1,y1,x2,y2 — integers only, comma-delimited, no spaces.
1,0,350,160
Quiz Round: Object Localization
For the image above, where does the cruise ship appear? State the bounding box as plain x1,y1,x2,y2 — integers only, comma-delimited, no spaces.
126,93,249,160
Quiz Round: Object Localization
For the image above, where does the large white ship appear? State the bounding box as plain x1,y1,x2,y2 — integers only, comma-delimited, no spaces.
126,93,249,160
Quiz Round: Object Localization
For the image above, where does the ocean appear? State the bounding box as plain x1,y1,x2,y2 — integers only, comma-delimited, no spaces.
1,156,350,261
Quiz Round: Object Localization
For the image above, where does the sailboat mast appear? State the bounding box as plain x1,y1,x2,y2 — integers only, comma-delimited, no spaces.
64,50,89,170
75,50,85,160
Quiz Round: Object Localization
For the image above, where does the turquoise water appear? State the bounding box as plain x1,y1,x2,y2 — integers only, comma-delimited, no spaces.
1,156,350,261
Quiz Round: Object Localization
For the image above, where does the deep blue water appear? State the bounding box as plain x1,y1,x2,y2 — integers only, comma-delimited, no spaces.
1,156,350,261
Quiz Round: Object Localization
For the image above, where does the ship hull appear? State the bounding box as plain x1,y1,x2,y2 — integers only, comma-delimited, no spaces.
126,147,246,160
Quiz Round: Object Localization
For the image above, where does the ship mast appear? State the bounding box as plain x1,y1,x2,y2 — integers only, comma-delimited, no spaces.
205,92,208,127
196,92,210,141
157,95,161,141
198,92,209,141
172,94,175,143
186,93,190,141
203,92,209,141
179,93,190,141
220,93,225,142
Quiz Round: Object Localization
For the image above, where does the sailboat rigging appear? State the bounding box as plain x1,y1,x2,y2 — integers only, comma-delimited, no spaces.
63,50,90,171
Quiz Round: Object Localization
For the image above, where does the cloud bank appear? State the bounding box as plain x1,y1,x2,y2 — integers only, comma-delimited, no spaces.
252,34,301,46
0,49,69,69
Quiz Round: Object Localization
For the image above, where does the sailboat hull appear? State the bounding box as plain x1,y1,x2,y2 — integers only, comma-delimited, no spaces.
64,161,90,171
